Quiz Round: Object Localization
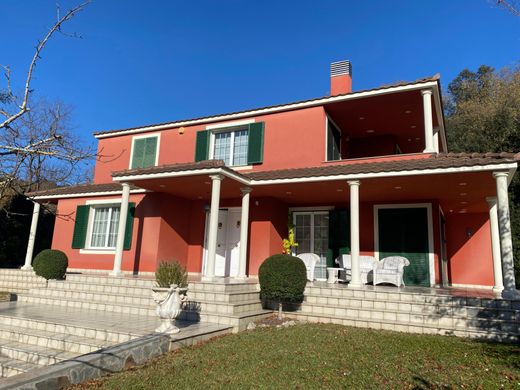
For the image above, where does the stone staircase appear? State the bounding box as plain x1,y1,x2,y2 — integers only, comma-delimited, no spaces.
293,284,520,343
0,269,269,379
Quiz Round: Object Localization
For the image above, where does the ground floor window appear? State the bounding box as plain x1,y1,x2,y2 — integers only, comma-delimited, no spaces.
293,211,329,280
89,206,121,249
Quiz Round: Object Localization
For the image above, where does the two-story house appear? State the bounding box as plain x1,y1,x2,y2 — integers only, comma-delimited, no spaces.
25,60,519,298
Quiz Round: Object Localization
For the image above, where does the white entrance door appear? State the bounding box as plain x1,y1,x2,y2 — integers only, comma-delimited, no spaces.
204,208,241,277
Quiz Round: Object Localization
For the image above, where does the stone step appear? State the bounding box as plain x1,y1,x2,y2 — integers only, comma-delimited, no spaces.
47,280,153,296
189,290,260,304
18,294,156,317
0,323,116,355
0,312,140,345
0,355,39,378
27,287,155,309
297,302,520,334
184,299,263,316
292,311,519,343
0,338,79,366
304,286,520,310
303,295,520,321
65,274,155,288
178,309,273,332
188,281,259,294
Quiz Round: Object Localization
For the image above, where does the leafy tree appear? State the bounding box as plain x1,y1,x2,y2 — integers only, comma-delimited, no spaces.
444,65,520,282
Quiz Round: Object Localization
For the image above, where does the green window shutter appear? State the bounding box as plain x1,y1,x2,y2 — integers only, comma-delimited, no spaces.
131,138,146,169
327,208,350,267
142,137,158,168
72,205,90,249
195,130,210,162
247,122,264,164
123,202,136,250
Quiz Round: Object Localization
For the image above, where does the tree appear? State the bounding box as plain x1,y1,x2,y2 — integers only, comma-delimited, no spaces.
0,2,92,201
444,65,520,282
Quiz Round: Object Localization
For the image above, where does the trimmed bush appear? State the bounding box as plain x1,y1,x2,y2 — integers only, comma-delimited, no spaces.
258,254,307,302
155,261,188,288
32,249,68,280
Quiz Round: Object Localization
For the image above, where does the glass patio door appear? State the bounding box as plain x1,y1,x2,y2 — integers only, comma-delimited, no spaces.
293,211,329,280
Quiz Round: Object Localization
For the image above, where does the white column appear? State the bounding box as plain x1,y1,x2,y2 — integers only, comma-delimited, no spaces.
348,180,361,288
203,174,224,280
111,182,130,277
237,187,252,279
493,172,519,299
22,201,40,270
433,127,440,153
486,197,504,294
422,89,435,153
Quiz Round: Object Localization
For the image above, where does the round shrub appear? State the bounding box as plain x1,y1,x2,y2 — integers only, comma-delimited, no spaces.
258,254,307,302
33,249,68,280
155,261,188,288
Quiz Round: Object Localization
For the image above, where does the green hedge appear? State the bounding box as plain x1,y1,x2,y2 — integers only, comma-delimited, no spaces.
258,254,307,302
33,249,68,280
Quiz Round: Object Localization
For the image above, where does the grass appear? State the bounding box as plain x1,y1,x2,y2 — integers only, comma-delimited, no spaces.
72,323,520,389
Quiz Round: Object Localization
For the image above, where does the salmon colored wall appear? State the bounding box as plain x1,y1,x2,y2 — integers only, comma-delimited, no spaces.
248,197,288,276
93,106,328,183
186,200,206,273
445,212,494,287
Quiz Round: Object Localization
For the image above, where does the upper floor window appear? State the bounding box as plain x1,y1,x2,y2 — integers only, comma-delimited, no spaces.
130,134,159,169
195,122,264,166
213,128,249,166
327,117,341,161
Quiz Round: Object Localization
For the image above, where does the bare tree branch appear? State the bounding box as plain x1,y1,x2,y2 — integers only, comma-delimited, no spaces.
496,0,520,16
0,1,91,130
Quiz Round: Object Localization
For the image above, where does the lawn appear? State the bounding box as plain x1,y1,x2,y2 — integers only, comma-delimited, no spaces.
72,323,520,389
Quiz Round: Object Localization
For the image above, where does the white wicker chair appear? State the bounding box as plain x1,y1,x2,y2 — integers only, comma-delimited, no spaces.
336,254,377,284
297,253,320,282
373,256,410,287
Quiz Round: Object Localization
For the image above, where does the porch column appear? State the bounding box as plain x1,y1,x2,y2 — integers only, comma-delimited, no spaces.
433,126,440,153
493,171,519,299
486,197,504,294
348,180,362,288
22,201,40,270
238,187,252,279
111,182,130,277
421,89,435,153
204,174,224,280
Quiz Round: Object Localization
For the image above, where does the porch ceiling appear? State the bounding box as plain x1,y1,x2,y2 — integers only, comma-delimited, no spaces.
250,171,498,214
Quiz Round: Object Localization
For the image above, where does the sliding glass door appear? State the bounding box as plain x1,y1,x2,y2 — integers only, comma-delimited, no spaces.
293,211,329,280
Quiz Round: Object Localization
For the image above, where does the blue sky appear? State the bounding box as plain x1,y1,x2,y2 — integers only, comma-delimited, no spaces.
1,0,519,142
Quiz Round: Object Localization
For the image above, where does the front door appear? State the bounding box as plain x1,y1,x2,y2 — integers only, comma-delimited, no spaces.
204,208,241,277
293,211,329,280
377,207,431,287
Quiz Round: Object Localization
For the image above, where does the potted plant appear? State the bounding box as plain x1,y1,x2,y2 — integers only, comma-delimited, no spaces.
152,261,188,334
258,254,307,319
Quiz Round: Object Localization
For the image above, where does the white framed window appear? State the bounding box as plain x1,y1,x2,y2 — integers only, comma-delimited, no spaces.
292,211,330,280
86,205,121,249
209,127,249,167
129,133,160,169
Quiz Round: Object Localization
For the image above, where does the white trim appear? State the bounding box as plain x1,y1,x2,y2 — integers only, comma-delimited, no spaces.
450,283,493,290
432,87,448,152
289,206,334,211
86,198,122,205
32,189,147,201
249,163,518,185
232,165,253,171
94,81,439,139
129,133,161,169
373,203,435,287
113,167,251,185
208,125,250,167
79,249,116,255
206,119,255,130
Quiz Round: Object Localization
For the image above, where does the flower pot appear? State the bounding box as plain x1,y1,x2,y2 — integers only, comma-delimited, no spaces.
151,285,188,334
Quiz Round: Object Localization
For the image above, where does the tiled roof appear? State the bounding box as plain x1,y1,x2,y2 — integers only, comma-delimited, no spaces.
93,75,440,137
111,160,227,178
246,153,520,181
28,153,519,198
26,183,140,198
